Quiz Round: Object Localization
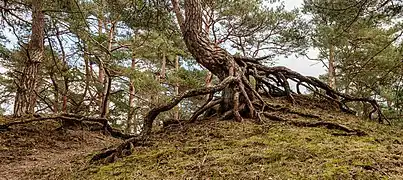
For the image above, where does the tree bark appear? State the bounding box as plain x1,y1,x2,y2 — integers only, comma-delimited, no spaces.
76,47,91,113
97,17,105,112
126,56,136,133
328,44,336,89
99,20,116,117
98,63,105,111
55,25,69,112
154,53,166,104
96,6,104,112
173,0,241,116
92,0,389,162
50,72,59,113
205,72,213,88
14,0,45,116
161,53,166,80
100,69,111,118
174,55,180,120
204,68,214,99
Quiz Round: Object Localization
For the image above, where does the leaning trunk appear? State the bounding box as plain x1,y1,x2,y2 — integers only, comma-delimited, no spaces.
174,0,240,115
91,0,390,163
14,0,45,116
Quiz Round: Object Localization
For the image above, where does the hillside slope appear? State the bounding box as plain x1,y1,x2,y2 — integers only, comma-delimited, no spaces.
1,98,403,180
0,121,120,180
75,99,403,180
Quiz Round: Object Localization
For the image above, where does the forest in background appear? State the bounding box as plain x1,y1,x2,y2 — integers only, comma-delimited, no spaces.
0,0,402,135
1,0,403,178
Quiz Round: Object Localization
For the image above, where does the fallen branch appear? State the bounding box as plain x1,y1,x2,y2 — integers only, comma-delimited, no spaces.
0,113,133,139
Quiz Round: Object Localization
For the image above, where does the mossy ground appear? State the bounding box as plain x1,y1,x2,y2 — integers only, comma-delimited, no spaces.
72,105,403,180
2,98,403,180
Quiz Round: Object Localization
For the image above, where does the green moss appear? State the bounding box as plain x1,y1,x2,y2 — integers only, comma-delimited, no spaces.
70,107,403,179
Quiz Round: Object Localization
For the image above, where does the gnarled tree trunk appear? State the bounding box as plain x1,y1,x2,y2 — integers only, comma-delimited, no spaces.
14,0,45,116
91,0,389,163
173,0,247,118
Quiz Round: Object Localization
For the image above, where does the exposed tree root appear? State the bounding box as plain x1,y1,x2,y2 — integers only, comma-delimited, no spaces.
189,98,222,123
91,76,239,163
0,114,133,139
90,135,146,164
244,61,389,124
263,113,367,136
166,0,381,163
90,55,387,163
141,76,238,135
162,118,185,128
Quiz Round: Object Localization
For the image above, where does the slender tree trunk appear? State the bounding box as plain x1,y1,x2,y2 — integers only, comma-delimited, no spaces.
174,55,180,120
98,63,105,111
97,16,105,112
98,19,116,116
126,57,136,133
328,44,336,89
89,62,97,111
62,80,68,112
161,53,166,80
100,69,111,118
55,26,69,112
398,77,403,118
97,8,103,36
96,7,105,112
76,48,91,112
154,53,166,104
14,0,45,116
100,21,116,117
50,73,59,113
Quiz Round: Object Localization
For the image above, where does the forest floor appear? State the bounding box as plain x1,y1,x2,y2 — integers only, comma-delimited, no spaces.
1,97,403,179
0,120,121,180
